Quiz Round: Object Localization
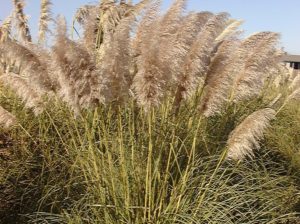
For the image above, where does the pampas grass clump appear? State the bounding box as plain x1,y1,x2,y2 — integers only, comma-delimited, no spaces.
0,0,300,223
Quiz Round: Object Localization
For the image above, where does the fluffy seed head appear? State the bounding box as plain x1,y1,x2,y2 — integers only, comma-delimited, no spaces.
227,108,276,160
12,0,32,42
38,0,52,43
0,106,17,128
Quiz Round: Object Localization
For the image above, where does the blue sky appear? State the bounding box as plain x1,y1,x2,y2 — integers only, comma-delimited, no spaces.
1,0,299,54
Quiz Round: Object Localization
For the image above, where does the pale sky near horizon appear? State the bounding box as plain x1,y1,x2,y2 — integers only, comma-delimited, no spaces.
0,0,299,54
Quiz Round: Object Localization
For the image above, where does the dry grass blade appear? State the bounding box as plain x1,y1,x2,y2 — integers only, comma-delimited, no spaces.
0,106,17,128
227,108,276,160
268,93,282,107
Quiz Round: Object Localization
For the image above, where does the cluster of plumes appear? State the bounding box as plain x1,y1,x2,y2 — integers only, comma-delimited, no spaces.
0,0,282,115
0,0,297,156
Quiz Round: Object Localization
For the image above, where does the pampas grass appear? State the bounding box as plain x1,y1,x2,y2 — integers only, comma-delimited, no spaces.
226,108,276,160
1,1,300,223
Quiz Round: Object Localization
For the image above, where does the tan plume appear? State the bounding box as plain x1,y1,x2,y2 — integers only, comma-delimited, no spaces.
74,5,97,25
38,0,52,43
98,16,135,104
0,106,17,128
290,74,300,90
12,0,32,42
0,40,54,93
231,32,280,102
173,13,229,110
131,0,163,110
0,15,13,43
226,108,276,160
0,73,44,115
52,16,105,114
215,19,243,43
199,40,238,117
286,88,300,102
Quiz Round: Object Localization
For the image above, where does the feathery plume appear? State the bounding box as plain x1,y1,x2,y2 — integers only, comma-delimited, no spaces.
159,0,186,36
0,40,54,93
173,13,229,110
199,32,279,117
98,16,134,104
0,73,44,115
215,19,243,43
74,5,97,25
0,15,12,43
226,108,276,160
38,0,52,43
204,40,238,86
290,74,300,90
52,16,105,114
96,0,134,59
272,65,290,88
0,106,17,128
12,0,32,42
231,32,280,102
167,12,213,84
136,0,188,109
129,0,152,15
155,0,187,82
286,88,300,102
199,40,238,117
77,5,100,51
82,0,134,54
131,0,164,110
132,0,161,57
